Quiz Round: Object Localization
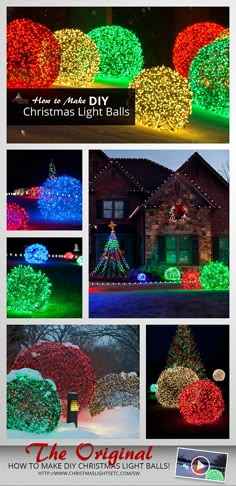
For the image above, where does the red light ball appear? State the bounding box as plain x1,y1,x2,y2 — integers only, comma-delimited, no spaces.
7,18,61,88
7,203,29,230
179,379,224,425
64,252,75,260
173,22,224,78
181,269,202,290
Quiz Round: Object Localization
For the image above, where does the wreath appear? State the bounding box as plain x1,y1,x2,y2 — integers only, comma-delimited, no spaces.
168,202,188,224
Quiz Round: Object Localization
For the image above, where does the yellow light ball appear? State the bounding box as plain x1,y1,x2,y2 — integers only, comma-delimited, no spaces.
213,369,225,381
156,366,199,408
54,28,100,87
130,66,192,131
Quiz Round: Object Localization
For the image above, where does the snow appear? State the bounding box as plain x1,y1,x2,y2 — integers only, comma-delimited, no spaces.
63,342,80,350
7,406,139,439
7,368,57,390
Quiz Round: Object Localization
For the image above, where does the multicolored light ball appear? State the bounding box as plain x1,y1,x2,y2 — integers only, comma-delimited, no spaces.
130,66,192,130
7,265,52,313
7,18,61,88
205,469,224,481
156,366,199,408
24,243,49,264
54,28,99,87
7,203,29,230
173,22,224,78
181,269,202,290
38,175,82,223
88,25,143,81
213,369,226,382
179,379,224,425
164,267,181,283
200,261,229,290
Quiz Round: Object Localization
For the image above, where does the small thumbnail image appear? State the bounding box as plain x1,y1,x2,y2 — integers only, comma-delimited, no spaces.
146,324,229,439
7,324,140,439
7,237,83,318
7,150,82,231
175,447,228,482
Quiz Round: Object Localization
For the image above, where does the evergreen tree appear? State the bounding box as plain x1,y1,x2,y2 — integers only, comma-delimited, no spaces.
48,159,57,179
166,325,207,379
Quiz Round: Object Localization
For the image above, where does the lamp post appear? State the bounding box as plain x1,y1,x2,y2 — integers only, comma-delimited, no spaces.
67,392,79,427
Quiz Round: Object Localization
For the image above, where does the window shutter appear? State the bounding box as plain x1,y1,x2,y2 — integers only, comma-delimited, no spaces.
158,236,166,263
212,236,219,261
96,200,103,218
192,236,199,265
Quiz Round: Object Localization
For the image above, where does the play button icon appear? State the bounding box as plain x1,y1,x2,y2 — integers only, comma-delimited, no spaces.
191,456,210,475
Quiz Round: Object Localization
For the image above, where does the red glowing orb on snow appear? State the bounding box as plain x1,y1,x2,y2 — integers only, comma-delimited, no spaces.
179,380,225,425
181,269,202,290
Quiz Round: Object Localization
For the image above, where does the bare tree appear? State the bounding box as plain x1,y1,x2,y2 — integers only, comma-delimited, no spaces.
220,159,229,182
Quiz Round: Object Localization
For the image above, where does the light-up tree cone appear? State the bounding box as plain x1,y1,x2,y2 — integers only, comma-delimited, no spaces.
166,325,207,378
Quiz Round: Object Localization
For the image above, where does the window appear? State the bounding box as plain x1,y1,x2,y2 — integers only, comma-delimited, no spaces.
219,237,229,265
103,200,124,219
166,235,192,265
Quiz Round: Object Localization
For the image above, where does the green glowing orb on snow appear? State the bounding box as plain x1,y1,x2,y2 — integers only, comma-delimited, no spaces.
200,261,229,290
7,265,52,313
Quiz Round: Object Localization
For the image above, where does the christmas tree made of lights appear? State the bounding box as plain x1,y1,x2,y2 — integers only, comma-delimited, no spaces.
166,325,207,379
48,160,57,179
90,221,129,279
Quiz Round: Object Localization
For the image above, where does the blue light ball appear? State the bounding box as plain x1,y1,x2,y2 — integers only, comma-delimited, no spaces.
24,244,49,264
137,272,146,282
38,175,82,223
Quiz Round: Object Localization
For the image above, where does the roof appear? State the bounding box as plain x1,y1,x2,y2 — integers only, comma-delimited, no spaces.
178,152,229,187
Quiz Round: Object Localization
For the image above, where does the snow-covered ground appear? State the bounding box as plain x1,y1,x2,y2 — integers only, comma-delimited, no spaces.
7,406,139,439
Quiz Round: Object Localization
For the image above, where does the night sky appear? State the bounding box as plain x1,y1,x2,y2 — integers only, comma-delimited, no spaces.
7,150,82,192
7,237,82,254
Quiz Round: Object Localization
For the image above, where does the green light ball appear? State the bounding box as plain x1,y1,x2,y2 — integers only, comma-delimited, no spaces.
87,25,143,81
150,383,157,393
200,261,229,290
164,267,181,282
205,469,224,481
7,265,52,313
189,38,229,116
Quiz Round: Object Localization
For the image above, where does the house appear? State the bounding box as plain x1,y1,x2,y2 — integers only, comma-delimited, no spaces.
89,151,229,273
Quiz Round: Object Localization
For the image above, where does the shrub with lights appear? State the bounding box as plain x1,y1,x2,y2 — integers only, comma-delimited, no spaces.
179,379,224,425
7,368,61,433
11,342,96,413
189,38,229,116
7,265,52,313
24,243,49,264
200,261,229,290
173,22,224,78
7,18,61,88
54,28,100,87
89,372,139,417
87,25,143,81
181,269,202,290
7,203,29,230
156,366,199,408
205,469,224,481
164,267,181,283
38,175,82,223
130,66,192,131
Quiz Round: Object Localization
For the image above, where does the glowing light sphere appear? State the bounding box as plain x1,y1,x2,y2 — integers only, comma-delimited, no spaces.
173,22,224,78
150,383,157,393
64,252,75,260
7,369,61,434
130,67,192,130
156,367,199,408
200,261,229,290
54,28,99,87
24,243,49,264
7,203,29,230
181,269,202,290
38,175,82,223
137,272,146,282
11,341,96,412
205,469,224,481
7,18,61,88
164,267,181,283
179,380,224,425
76,256,83,266
213,369,226,382
7,265,52,313
189,38,229,116
87,25,143,81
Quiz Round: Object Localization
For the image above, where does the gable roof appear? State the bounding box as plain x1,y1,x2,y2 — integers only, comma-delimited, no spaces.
178,152,229,187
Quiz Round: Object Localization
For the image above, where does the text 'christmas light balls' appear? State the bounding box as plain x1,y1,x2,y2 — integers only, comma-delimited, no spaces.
164,267,181,283
156,366,199,408
38,175,82,223
7,203,29,230
7,265,52,313
179,380,224,425
205,469,224,481
173,22,224,78
7,18,61,88
54,29,100,87
200,261,229,290
11,341,96,412
7,369,61,434
130,67,192,131
24,243,49,264
87,25,143,81
213,369,226,382
189,38,229,116
181,269,202,290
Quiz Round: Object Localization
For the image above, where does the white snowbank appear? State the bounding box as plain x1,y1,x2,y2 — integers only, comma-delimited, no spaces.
63,342,80,350
7,368,57,390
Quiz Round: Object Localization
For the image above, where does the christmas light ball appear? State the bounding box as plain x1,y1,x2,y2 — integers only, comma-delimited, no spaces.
137,272,146,282
7,369,61,433
189,38,229,116
7,18,61,88
205,469,224,481
38,175,82,223
24,243,49,264
181,269,202,290
179,380,224,425
164,267,181,282
156,367,199,408
64,252,75,260
213,369,226,382
77,256,83,266
200,261,229,290
7,265,52,313
216,28,229,41
150,383,157,393
7,203,29,230
11,342,96,412
173,22,224,78
87,25,143,81
130,67,192,130
54,28,99,87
